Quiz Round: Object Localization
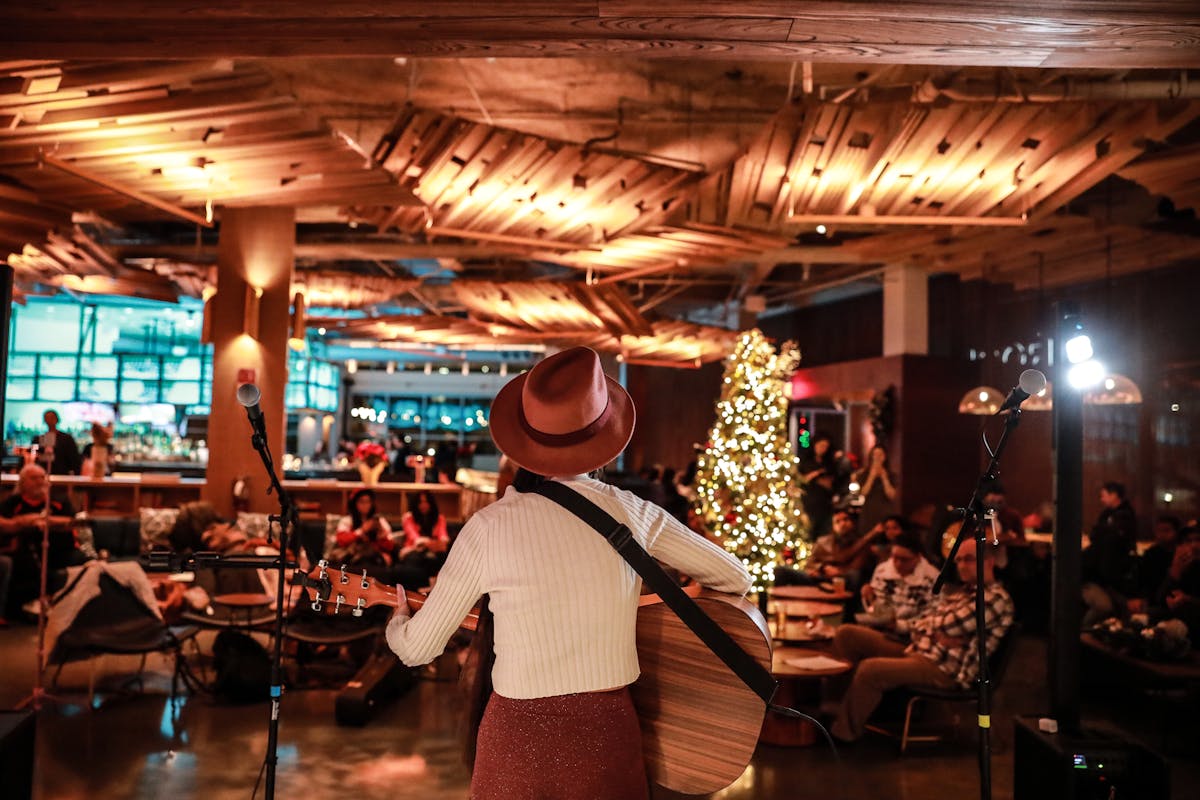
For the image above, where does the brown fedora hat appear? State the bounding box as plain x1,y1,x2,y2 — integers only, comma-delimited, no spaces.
489,346,635,476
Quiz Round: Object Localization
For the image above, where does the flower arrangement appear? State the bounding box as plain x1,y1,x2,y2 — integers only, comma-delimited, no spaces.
354,441,387,485
354,440,387,466
1091,615,1192,662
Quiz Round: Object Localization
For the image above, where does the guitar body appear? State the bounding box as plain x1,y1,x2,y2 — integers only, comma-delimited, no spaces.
632,590,772,795
297,565,773,794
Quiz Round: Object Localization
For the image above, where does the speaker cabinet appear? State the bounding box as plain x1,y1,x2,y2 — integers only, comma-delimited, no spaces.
1014,716,1169,800
0,710,36,800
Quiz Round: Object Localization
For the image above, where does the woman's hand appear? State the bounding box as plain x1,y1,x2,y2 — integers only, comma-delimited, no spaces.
393,584,411,620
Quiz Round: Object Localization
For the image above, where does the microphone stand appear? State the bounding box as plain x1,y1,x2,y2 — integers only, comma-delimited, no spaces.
243,406,299,800
15,444,63,712
934,406,1023,800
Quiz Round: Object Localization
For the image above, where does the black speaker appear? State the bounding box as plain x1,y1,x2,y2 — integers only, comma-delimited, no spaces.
0,710,36,800
1014,716,1169,800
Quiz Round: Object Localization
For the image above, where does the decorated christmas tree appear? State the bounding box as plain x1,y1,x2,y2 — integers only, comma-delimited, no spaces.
695,329,808,592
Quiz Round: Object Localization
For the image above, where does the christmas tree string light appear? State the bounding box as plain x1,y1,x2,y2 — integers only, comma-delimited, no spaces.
694,329,808,593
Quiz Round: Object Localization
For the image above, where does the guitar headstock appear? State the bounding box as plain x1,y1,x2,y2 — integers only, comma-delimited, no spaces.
293,560,395,617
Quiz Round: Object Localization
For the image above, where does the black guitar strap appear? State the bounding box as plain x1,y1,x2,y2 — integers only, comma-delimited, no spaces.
529,481,779,707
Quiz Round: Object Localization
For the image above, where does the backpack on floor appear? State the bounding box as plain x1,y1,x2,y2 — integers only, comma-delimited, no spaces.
211,630,271,704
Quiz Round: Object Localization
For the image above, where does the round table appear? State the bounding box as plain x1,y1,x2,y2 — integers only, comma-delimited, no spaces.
773,600,844,618
761,646,852,746
770,618,835,644
212,592,274,626
771,584,854,603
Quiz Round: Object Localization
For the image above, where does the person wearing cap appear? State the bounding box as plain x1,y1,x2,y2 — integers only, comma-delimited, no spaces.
385,346,751,799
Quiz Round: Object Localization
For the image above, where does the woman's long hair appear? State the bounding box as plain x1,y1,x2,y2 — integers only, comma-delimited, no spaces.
409,489,442,535
348,488,377,529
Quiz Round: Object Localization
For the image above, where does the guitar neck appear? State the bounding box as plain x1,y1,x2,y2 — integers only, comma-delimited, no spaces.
302,565,477,631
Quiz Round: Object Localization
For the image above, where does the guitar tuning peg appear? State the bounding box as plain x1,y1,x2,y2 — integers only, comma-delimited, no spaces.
317,559,329,581
334,594,344,614
353,597,365,617
311,598,323,612
339,564,349,584
361,569,370,590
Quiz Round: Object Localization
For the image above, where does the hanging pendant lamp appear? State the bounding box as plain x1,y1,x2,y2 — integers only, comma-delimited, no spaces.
958,386,1004,415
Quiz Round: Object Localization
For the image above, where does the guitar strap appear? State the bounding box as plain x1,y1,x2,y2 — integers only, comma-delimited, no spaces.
529,481,780,708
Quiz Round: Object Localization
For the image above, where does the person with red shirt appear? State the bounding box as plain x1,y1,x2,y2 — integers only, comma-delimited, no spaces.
400,490,449,554
332,488,395,566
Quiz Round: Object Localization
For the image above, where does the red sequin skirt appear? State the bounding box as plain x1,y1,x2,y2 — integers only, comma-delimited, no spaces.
471,688,650,800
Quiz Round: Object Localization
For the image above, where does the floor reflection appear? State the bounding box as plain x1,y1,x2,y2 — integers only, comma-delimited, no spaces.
0,625,1195,799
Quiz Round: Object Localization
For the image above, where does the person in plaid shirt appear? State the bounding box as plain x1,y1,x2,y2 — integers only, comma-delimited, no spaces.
830,538,1014,741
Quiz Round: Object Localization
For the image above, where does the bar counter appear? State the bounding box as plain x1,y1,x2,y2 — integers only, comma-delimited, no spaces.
0,474,467,522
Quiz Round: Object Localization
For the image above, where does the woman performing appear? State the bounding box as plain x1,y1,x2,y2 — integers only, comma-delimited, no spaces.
385,346,751,799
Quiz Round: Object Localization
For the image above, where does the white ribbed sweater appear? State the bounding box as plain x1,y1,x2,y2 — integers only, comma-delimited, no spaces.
386,476,752,699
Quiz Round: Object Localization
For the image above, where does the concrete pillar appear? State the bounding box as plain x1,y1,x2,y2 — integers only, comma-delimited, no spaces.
882,263,928,356
203,207,294,516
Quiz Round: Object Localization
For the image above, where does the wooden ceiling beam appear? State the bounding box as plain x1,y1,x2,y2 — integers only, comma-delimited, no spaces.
112,241,532,262
39,153,213,227
3,3,1197,66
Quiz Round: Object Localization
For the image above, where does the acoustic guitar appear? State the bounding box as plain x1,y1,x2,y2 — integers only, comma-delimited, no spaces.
294,561,773,795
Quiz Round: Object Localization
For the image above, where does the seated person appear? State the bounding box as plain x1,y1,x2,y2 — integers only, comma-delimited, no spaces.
329,488,426,592
1081,481,1139,627
167,501,291,623
1133,524,1200,638
398,489,451,582
1135,515,1182,602
0,464,87,610
806,510,883,592
860,530,939,633
829,538,1014,742
332,488,397,570
865,514,911,561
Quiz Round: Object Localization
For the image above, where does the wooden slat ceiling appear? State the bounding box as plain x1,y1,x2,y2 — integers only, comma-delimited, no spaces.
0,60,417,258
3,2,1199,67
842,214,1200,290
0,35,1195,366
1117,144,1200,212
291,273,419,309
694,98,1200,228
315,280,736,365
355,106,702,246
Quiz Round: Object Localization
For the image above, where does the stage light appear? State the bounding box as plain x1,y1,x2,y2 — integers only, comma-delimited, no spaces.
1064,332,1093,364
1067,359,1105,389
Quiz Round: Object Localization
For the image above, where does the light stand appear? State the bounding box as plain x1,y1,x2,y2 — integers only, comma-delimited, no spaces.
935,399,1028,800
1050,303,1085,732
15,445,63,712
237,384,299,800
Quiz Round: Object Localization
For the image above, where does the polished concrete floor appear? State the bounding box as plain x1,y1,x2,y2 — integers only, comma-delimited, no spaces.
0,621,1195,800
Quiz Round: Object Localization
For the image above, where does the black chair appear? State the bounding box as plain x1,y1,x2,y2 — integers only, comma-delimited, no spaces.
867,623,1022,753
49,572,200,707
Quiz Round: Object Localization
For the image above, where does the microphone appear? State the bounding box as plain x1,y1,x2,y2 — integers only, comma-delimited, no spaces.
997,369,1047,414
236,382,263,422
